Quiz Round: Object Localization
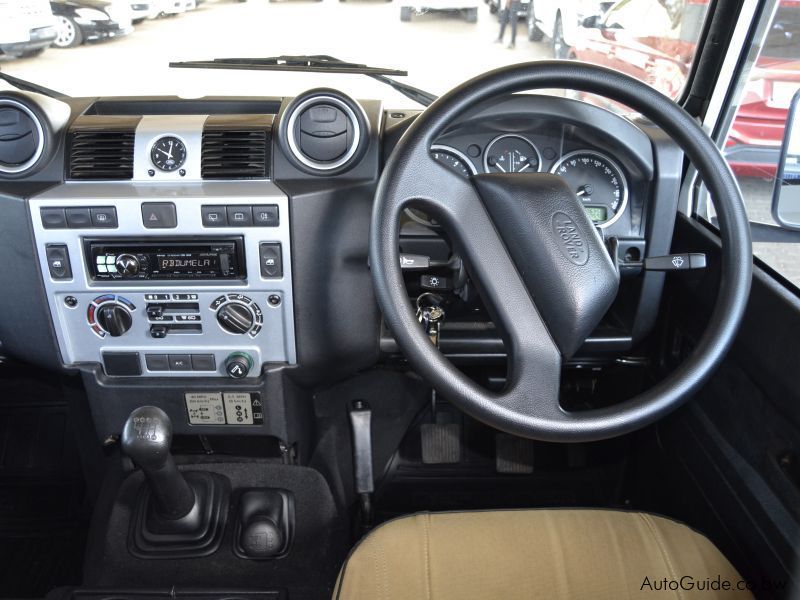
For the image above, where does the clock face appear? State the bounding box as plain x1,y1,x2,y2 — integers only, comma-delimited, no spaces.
150,136,187,172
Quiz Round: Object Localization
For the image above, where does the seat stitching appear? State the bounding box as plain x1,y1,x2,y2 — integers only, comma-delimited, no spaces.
373,532,388,600
423,514,432,600
640,513,684,600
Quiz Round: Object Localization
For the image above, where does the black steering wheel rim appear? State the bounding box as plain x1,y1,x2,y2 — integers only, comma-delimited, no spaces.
370,61,752,443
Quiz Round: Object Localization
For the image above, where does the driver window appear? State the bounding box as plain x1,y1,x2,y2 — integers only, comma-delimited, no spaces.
710,2,800,290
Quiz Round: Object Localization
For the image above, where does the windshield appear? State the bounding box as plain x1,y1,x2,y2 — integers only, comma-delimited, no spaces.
0,0,713,107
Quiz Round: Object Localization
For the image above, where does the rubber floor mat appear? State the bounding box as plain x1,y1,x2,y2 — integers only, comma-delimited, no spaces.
0,379,89,598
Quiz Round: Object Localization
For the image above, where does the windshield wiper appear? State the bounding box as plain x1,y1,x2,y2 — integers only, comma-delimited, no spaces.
169,55,438,107
0,69,67,100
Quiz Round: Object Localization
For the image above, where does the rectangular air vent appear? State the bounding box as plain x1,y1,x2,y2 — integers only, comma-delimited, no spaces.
201,116,272,180
68,126,135,180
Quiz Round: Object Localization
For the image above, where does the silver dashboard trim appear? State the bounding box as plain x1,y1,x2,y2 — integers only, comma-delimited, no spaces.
30,180,297,377
134,115,207,182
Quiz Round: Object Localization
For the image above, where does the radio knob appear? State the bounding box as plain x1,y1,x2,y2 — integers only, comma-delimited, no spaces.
96,304,133,337
217,302,254,335
115,254,140,277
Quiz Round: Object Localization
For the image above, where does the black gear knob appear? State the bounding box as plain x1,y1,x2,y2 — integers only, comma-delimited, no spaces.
122,406,195,520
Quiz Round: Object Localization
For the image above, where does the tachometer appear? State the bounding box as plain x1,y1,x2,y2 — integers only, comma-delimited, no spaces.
550,150,628,228
484,134,541,174
431,145,476,178
406,146,477,228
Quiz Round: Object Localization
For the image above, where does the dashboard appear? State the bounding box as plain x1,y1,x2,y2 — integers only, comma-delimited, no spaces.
0,86,683,440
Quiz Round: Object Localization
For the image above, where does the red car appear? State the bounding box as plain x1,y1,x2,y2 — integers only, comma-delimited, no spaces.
572,0,800,177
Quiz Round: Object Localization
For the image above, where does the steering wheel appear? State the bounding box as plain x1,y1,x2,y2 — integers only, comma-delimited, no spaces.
370,61,752,443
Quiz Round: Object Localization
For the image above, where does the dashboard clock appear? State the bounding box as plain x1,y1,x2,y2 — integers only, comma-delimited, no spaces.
150,136,187,172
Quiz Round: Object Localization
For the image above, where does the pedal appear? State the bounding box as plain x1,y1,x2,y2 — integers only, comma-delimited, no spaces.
495,433,534,474
421,423,461,464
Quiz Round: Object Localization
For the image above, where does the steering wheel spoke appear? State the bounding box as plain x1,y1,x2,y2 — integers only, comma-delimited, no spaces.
372,61,751,442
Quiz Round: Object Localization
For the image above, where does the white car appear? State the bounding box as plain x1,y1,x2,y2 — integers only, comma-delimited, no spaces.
528,0,612,58
153,0,185,16
400,0,479,23
129,2,159,22
0,0,57,58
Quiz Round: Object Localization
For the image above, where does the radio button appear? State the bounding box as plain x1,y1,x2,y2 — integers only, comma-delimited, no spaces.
227,206,253,227
202,205,228,227
115,254,140,277
142,202,177,229
90,207,118,229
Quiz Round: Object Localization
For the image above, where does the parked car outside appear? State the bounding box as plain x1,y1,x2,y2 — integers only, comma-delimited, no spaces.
400,0,479,23
527,0,612,57
129,2,159,22
154,0,186,16
50,0,134,48
0,0,57,59
572,0,800,177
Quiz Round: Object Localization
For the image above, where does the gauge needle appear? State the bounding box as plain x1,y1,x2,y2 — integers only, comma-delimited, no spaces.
519,163,530,172
496,163,506,173
167,141,173,160
158,149,171,158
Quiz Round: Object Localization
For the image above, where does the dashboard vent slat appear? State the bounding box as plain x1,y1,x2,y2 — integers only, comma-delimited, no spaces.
68,130,135,180
201,129,269,180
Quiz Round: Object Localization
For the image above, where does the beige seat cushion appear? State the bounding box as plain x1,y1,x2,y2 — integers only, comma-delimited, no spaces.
334,509,752,599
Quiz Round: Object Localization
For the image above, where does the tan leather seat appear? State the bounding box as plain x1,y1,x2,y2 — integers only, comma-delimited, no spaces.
334,510,752,599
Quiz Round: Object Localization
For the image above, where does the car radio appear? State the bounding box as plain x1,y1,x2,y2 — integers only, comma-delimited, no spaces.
86,239,245,281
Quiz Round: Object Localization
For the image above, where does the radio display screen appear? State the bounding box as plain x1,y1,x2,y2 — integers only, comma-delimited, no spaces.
156,253,221,274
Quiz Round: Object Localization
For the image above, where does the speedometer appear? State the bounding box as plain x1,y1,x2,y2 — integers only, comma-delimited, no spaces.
550,150,628,228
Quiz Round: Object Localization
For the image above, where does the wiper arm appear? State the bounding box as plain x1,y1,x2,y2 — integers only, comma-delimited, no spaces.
170,55,438,107
0,69,67,100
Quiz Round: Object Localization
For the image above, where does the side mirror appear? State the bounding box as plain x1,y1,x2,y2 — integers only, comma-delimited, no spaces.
582,15,601,28
772,88,800,230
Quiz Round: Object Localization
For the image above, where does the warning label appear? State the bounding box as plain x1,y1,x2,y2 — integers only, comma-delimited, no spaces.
185,393,226,425
185,392,264,426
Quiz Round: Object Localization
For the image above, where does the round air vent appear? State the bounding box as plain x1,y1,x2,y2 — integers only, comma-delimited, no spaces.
0,96,47,176
281,90,369,175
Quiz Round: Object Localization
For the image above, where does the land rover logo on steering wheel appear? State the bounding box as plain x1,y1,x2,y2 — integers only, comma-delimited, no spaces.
551,211,589,266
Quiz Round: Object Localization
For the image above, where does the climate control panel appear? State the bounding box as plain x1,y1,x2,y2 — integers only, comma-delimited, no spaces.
29,184,296,378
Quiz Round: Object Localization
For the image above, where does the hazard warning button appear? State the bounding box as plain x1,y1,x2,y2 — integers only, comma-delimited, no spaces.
141,202,177,229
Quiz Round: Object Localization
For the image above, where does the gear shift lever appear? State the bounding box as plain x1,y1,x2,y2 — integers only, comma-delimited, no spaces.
121,406,229,558
121,406,195,520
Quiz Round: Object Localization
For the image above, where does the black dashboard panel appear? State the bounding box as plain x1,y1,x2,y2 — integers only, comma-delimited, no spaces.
0,87,684,443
